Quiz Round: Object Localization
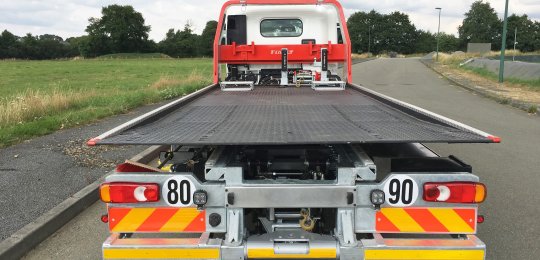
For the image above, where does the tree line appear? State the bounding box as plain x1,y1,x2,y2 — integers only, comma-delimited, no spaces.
348,0,540,54
0,5,217,60
1,1,539,59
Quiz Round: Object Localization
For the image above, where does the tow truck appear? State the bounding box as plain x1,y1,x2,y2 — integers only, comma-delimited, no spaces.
88,1,498,259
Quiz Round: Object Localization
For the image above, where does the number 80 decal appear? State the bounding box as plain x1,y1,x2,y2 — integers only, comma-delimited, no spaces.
162,176,195,207
383,175,419,207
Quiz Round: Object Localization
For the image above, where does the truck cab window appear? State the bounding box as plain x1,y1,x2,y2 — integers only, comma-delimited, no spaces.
261,19,303,37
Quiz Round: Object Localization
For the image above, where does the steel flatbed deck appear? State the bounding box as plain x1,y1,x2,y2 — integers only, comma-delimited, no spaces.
88,83,499,146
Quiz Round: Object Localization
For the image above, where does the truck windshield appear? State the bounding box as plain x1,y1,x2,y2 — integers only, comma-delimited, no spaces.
260,19,303,37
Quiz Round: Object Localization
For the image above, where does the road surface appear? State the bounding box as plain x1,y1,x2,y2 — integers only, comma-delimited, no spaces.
0,101,165,240
352,58,540,260
24,58,540,260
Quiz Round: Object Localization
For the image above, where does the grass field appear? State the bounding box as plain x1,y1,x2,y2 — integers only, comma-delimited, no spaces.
97,53,173,59
436,52,540,90
0,58,212,147
460,66,540,89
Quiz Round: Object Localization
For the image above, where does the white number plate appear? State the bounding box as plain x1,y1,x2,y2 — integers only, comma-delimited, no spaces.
162,176,195,207
383,175,419,207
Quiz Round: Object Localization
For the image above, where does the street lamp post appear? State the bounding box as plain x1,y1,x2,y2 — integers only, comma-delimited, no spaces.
513,28,517,61
435,8,442,62
368,25,371,54
499,0,509,83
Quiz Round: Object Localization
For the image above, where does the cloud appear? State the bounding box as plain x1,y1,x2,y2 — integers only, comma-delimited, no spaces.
0,0,538,40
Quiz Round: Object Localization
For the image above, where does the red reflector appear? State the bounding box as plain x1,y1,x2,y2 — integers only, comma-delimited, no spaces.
101,214,109,223
86,138,100,146
477,215,485,224
488,135,501,143
423,182,486,203
100,182,159,203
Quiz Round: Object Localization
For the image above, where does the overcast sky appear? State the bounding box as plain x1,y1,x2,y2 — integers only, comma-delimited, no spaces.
1,0,539,41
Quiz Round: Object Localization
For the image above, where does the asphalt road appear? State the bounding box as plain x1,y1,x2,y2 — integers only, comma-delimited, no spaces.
352,58,540,260
24,58,540,259
0,102,165,240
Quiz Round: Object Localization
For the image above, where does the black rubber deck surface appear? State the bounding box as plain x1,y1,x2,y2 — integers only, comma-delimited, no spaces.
98,86,490,145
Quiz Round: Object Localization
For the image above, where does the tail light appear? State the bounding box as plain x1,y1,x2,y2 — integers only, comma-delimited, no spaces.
100,182,159,203
423,182,486,203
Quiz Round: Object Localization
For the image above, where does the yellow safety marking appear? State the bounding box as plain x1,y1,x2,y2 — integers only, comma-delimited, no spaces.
159,208,200,232
475,185,486,202
111,208,155,232
247,248,337,259
381,208,424,232
103,248,219,259
428,208,475,233
365,249,484,260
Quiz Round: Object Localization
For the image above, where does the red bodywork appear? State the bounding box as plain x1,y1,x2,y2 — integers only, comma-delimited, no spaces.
213,0,352,84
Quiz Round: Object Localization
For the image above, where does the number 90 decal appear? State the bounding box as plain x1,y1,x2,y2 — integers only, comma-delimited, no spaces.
162,176,195,207
383,175,419,207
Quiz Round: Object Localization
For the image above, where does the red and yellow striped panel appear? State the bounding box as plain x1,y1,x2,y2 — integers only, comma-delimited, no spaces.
376,208,476,234
109,208,206,233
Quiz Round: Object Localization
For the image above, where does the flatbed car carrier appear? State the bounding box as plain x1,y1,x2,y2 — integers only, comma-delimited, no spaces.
89,1,498,259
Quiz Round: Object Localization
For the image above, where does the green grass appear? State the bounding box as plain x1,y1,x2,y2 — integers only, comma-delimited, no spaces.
460,66,540,90
97,53,172,59
0,58,212,147
528,105,538,114
435,51,540,90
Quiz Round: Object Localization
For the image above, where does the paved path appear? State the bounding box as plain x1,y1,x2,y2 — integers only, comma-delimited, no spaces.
23,58,540,259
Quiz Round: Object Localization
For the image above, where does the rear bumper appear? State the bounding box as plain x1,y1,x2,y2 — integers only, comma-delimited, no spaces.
361,234,485,260
102,233,485,260
102,233,222,259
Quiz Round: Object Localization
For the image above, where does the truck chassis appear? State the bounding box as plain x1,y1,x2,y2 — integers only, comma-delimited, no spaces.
91,1,496,259
93,84,493,260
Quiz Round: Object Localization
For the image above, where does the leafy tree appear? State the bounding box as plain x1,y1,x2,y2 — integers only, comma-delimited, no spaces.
347,10,417,54
20,34,40,59
84,5,151,56
536,21,540,51
414,31,460,54
414,30,436,53
458,1,501,50
66,36,89,57
158,29,178,56
347,10,381,53
1,30,76,59
505,14,537,52
437,33,461,52
198,20,218,57
158,22,200,58
383,11,417,54
36,34,71,59
0,30,21,59
348,11,368,53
